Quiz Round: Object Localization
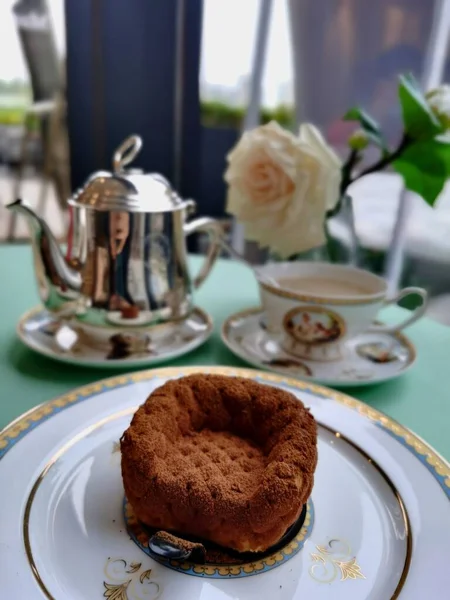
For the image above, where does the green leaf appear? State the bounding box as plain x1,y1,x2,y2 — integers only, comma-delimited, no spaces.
392,140,450,205
366,131,388,152
344,107,379,134
398,73,442,140
343,107,386,149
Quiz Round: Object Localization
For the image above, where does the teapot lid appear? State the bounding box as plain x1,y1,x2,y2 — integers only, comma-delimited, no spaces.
69,135,185,213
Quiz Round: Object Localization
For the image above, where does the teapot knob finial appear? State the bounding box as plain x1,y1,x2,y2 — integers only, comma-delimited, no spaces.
113,135,143,173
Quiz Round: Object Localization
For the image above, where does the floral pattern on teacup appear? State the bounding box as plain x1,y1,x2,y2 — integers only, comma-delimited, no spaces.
283,306,345,346
263,357,313,376
356,342,399,364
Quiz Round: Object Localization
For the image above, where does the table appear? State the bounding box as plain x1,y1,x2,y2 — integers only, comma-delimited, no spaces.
1,245,449,460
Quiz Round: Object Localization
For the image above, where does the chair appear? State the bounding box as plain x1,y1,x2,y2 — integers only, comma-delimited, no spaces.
7,0,70,241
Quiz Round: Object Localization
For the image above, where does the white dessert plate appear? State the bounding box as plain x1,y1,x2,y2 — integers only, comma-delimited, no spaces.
0,366,448,599
17,306,213,368
222,307,416,387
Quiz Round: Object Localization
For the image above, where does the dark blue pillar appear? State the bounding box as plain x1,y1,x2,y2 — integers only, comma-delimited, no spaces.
65,0,202,201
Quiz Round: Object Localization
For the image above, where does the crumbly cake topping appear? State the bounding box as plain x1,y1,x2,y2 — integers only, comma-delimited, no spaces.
121,374,317,552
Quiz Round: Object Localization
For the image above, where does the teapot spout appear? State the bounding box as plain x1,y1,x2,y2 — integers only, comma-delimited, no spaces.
7,200,82,311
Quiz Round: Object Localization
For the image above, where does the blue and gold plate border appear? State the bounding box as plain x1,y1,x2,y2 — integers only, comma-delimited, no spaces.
124,496,315,578
1,366,449,501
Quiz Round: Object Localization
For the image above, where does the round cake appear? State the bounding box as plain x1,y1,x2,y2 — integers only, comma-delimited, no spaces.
121,305,140,319
121,374,317,553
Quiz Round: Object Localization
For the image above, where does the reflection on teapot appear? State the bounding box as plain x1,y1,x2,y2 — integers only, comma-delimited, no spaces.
109,211,130,259
7,135,224,329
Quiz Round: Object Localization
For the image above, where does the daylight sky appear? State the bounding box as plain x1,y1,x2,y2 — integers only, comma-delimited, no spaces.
200,0,293,105
0,0,292,106
0,0,65,80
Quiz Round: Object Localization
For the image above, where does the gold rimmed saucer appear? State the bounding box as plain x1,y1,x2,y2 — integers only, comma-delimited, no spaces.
17,305,213,368
222,307,416,387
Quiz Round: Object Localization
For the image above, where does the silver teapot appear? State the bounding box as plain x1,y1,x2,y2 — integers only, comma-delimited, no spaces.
8,135,224,328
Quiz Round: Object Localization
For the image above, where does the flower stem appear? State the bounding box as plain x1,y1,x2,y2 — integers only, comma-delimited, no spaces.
326,149,360,219
324,133,411,261
324,220,338,263
355,133,410,180
340,149,360,196
329,134,411,216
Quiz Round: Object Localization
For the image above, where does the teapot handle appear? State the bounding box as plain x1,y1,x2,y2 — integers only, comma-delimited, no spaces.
184,217,224,289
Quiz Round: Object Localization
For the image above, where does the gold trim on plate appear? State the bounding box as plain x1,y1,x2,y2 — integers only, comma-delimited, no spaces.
221,307,417,373
15,305,214,366
310,539,365,583
1,366,443,474
319,425,411,599
22,406,411,596
103,559,161,599
0,366,446,597
23,408,136,600
124,496,314,577
18,305,214,336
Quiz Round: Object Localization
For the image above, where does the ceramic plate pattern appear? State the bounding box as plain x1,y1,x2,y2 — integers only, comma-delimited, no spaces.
17,306,213,368
0,366,449,599
222,307,416,387
124,497,316,578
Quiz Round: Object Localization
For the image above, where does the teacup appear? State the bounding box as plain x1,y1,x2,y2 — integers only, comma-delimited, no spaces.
256,262,427,361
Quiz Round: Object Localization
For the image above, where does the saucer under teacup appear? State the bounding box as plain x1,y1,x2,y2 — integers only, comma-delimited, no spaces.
17,306,213,368
222,307,416,387
255,261,427,363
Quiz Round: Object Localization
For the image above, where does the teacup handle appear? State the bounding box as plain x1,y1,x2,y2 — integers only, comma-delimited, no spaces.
368,287,428,334
184,217,224,289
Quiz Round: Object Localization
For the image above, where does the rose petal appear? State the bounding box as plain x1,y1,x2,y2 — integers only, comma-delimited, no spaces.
225,120,341,256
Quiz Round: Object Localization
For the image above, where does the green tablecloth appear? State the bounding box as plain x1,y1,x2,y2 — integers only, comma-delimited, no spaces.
1,245,449,460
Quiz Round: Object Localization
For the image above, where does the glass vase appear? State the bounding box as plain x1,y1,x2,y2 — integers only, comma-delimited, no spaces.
269,194,360,266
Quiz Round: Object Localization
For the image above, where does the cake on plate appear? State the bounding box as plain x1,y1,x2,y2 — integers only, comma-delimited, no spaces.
120,304,140,319
121,374,317,553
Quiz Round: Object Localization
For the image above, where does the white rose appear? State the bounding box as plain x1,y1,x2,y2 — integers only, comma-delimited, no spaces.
224,121,342,258
426,85,450,129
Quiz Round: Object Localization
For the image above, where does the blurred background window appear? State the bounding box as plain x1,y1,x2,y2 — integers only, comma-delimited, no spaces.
197,0,450,323
0,0,450,323
0,0,67,242
200,0,294,129
289,0,438,158
197,0,295,222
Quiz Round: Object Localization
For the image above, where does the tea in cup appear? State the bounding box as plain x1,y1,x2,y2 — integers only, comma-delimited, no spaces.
256,262,427,361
